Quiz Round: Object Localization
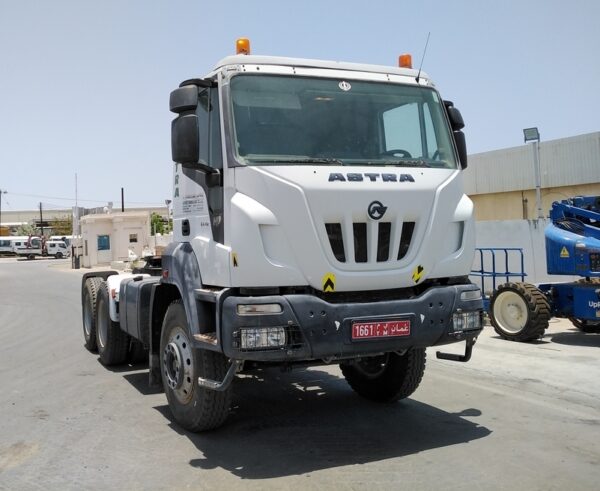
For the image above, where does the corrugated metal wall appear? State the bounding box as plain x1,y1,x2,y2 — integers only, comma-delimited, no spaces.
465,131,600,195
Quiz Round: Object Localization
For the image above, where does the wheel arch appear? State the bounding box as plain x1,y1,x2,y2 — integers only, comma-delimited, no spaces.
159,242,206,336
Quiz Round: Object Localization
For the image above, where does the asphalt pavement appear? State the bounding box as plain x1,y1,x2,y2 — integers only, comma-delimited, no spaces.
0,257,599,490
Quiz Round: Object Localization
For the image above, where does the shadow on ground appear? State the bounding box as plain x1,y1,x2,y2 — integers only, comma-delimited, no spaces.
550,328,600,348
152,367,491,479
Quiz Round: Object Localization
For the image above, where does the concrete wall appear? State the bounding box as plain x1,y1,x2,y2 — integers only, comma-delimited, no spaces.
472,218,577,294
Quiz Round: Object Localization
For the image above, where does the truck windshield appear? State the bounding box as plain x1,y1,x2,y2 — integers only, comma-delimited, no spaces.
230,74,458,169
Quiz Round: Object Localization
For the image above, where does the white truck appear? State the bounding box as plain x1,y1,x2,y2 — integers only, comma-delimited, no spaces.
81,40,483,432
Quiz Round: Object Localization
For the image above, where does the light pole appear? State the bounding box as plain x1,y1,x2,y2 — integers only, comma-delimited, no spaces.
523,127,543,219
165,199,172,233
0,189,6,236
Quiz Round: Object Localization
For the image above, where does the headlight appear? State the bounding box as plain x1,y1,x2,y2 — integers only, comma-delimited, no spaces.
460,289,482,301
452,311,482,332
238,327,287,350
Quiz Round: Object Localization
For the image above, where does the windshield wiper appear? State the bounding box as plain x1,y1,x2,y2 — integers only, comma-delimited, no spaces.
248,157,345,166
381,159,430,168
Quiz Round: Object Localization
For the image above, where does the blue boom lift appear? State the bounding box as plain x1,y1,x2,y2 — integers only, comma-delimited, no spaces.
489,196,600,341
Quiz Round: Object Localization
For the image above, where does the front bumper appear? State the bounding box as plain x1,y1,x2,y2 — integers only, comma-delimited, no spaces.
219,284,483,362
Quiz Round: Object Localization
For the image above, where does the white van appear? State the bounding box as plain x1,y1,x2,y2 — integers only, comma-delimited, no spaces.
46,240,70,259
1,236,32,255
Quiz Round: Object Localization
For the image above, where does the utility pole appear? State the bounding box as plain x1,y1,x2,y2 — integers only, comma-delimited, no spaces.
121,187,124,212
39,202,44,237
0,189,6,236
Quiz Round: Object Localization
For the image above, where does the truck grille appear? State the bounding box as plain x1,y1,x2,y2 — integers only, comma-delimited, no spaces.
325,220,415,264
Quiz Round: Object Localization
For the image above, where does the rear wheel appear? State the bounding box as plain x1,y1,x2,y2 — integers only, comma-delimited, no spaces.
340,348,426,402
95,281,130,365
569,318,600,333
489,282,551,341
160,301,232,432
82,277,103,351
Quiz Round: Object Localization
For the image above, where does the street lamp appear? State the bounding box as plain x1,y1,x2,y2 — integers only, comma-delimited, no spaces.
0,189,7,236
523,127,543,219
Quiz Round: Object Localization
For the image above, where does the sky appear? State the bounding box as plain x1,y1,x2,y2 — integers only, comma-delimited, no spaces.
1,0,599,211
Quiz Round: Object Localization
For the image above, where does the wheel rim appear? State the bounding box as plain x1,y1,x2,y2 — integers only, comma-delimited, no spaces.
354,354,389,379
83,294,93,338
97,297,108,348
493,291,528,334
163,327,194,404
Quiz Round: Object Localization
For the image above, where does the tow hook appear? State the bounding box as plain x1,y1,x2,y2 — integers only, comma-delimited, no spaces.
198,360,243,391
436,338,476,363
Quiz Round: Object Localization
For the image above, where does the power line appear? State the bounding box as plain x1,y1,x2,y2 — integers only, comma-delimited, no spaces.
6,191,165,207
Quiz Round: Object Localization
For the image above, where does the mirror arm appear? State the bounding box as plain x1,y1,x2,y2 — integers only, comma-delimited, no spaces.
180,160,222,187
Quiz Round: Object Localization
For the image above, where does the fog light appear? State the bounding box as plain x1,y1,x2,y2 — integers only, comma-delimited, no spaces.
237,303,282,315
452,311,482,332
239,327,287,350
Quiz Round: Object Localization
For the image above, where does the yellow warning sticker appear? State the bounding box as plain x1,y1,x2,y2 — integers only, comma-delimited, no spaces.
232,252,239,267
412,265,425,283
322,272,336,292
560,247,569,258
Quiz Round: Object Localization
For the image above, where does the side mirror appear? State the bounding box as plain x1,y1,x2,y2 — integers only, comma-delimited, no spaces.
171,115,199,164
443,100,467,169
170,86,199,164
170,86,198,113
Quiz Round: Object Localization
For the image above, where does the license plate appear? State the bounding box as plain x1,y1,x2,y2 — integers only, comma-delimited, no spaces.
351,319,411,340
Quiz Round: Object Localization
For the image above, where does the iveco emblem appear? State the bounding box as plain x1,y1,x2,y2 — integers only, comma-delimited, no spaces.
338,81,352,91
368,201,388,221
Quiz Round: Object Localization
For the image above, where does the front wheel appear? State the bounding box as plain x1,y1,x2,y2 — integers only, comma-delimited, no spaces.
160,301,232,432
55,252,63,259
340,348,426,402
489,282,551,342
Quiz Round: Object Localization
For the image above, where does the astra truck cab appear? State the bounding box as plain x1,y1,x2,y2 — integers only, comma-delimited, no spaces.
81,40,483,432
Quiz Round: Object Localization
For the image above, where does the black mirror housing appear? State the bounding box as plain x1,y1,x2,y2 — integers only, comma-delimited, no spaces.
170,86,198,114
447,106,465,131
453,130,468,169
171,115,199,164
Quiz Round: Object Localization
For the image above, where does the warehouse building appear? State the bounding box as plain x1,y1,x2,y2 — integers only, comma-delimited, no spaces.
465,131,600,221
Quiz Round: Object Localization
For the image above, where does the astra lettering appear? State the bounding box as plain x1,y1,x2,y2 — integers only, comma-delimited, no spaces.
328,173,415,183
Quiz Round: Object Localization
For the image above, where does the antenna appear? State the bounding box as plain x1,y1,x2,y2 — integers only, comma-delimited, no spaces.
415,32,431,84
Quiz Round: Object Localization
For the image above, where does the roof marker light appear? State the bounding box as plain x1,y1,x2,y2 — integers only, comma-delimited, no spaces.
236,38,251,55
398,53,413,69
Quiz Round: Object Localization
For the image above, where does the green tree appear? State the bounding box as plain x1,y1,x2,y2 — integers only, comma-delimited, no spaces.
16,223,37,236
150,212,170,235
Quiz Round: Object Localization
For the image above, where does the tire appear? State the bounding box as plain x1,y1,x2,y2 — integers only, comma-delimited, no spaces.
55,252,63,259
489,282,551,342
27,254,35,260
340,348,426,403
95,280,130,366
569,317,600,333
82,277,103,352
160,300,232,432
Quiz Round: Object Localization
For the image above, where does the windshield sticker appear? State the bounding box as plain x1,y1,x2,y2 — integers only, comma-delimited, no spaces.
338,81,351,91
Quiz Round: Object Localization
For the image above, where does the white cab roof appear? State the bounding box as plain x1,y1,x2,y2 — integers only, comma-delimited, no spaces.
214,55,430,85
